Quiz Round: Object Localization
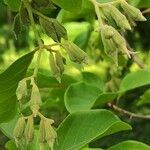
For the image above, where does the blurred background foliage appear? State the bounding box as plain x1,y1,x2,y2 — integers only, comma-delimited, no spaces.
0,0,150,149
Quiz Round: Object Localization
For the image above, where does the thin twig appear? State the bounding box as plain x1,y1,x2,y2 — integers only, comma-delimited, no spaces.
126,42,146,69
108,102,150,120
142,8,150,14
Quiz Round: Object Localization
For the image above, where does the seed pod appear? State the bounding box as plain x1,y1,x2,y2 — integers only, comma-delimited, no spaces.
16,79,27,101
49,52,61,82
24,116,34,143
44,119,57,150
55,51,64,76
62,40,88,65
121,1,146,21
102,5,131,30
30,81,42,116
13,117,26,141
39,119,46,144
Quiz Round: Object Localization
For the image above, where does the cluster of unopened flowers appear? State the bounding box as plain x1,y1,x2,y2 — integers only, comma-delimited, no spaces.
98,0,146,64
13,39,88,149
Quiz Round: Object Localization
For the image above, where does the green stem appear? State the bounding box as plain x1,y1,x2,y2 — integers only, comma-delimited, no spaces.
23,0,41,45
90,0,104,27
23,0,43,77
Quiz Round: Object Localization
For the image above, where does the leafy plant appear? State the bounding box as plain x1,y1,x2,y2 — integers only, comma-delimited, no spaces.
0,0,150,150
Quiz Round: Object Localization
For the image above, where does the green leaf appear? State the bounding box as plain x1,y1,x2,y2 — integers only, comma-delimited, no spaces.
82,72,104,90
119,70,150,92
5,140,18,150
74,27,91,49
128,0,141,6
55,109,131,150
4,0,21,12
39,17,67,42
0,113,19,139
64,82,101,113
94,92,118,107
51,0,82,12
137,89,150,106
107,140,150,150
0,52,35,123
137,0,150,8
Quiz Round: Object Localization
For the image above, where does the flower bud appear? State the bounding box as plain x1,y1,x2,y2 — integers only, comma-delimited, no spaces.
121,1,146,21
39,143,45,150
24,116,34,143
55,51,64,77
107,26,131,58
44,119,57,150
16,79,27,101
102,5,131,30
101,31,118,64
62,40,88,65
13,117,26,141
39,119,46,144
101,25,131,63
101,25,114,39
30,80,42,116
49,52,61,82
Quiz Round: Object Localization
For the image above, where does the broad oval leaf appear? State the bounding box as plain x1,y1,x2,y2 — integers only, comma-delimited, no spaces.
107,140,150,150
51,0,82,12
82,72,104,90
119,70,150,92
94,92,118,107
0,52,35,123
64,82,101,113
55,109,131,150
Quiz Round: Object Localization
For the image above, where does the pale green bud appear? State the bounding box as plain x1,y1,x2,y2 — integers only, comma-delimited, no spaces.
39,119,46,144
55,51,64,76
49,52,61,82
109,5,131,30
102,4,131,30
121,1,147,21
108,26,131,58
101,25,131,62
101,25,114,39
62,40,88,65
44,119,57,150
13,117,26,141
39,143,45,150
101,30,118,64
30,80,42,116
101,25,126,48
24,116,34,143
16,79,27,101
